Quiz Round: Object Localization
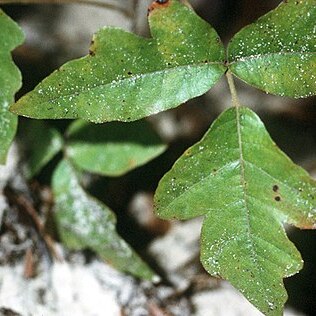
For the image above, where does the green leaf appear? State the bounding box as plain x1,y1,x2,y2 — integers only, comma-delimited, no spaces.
228,0,316,98
20,120,63,178
52,159,156,280
10,0,225,122
154,107,316,315
0,10,24,163
66,119,166,176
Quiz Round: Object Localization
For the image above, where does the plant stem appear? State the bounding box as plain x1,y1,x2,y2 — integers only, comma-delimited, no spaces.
226,71,241,108
0,0,132,17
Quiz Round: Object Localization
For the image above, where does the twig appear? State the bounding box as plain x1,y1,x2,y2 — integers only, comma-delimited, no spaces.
226,70,241,108
4,188,62,261
0,0,132,17
23,247,35,278
148,303,171,316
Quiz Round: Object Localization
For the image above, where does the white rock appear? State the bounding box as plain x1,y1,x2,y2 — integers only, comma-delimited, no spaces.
51,262,121,316
0,260,121,316
0,144,19,191
0,144,19,228
192,282,305,316
54,2,132,58
149,218,202,272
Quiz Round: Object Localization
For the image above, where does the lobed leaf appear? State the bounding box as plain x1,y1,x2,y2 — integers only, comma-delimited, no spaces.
228,0,316,98
52,159,156,280
11,0,225,122
66,119,166,176
0,10,24,163
20,120,63,178
154,107,316,315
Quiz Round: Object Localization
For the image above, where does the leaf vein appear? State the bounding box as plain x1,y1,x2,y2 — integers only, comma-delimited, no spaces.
229,51,315,64
43,62,224,104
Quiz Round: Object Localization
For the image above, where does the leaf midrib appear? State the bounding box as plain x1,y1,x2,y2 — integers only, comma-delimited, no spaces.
233,108,299,279
32,61,225,105
151,110,311,220
235,106,259,267
229,51,315,64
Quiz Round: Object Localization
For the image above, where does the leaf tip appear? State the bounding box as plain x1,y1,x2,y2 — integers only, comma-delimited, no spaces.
9,95,37,119
9,102,17,113
9,100,23,116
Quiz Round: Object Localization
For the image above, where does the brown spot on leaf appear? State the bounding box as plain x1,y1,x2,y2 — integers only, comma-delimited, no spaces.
300,223,316,229
148,0,170,15
275,196,281,202
272,185,279,192
89,39,96,56
184,149,192,156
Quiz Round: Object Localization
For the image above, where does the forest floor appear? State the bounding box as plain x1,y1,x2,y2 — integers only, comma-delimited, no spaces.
1,1,315,315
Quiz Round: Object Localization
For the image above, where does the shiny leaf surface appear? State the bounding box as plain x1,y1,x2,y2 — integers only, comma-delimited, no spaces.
53,160,156,280
11,0,225,122
154,107,316,315
0,10,24,163
66,119,166,176
228,0,316,98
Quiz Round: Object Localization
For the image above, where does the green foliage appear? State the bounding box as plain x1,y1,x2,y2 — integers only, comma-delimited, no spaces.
10,0,225,122
1,0,316,315
21,120,63,178
19,117,165,279
9,0,316,124
21,118,165,178
66,119,166,176
154,107,316,314
0,10,24,163
228,0,316,98
52,159,157,281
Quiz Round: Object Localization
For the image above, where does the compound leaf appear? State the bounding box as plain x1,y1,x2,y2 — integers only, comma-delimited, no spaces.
52,159,157,280
11,0,225,122
0,10,24,163
228,0,316,98
154,107,316,315
21,120,63,178
66,119,166,176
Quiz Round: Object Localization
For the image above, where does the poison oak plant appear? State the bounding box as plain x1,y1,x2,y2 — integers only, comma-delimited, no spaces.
0,0,315,315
